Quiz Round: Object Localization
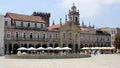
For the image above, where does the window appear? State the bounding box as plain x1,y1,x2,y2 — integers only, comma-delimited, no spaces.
30,33,33,39
50,34,52,39
21,22,23,27
6,32,11,39
97,37,98,41
28,23,30,27
5,21,8,26
63,33,65,39
35,23,37,28
41,24,43,29
15,32,19,38
7,33,10,38
23,33,26,38
37,33,40,39
14,22,16,26
56,34,58,39
43,34,45,39
75,17,78,23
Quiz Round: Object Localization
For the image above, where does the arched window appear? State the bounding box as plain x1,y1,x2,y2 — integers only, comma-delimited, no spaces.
75,17,78,23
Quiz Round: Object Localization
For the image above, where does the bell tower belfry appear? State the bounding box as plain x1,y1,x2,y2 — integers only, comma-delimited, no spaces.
68,3,80,25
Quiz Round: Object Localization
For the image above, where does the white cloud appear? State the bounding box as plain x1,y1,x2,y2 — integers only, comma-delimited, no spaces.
60,0,120,18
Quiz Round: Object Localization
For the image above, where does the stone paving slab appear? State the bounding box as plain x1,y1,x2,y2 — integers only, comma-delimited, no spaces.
0,54,120,68
5,54,91,59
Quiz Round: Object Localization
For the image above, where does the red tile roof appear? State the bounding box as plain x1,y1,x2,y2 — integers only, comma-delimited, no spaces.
5,12,45,23
48,24,95,31
80,27,94,31
48,24,60,30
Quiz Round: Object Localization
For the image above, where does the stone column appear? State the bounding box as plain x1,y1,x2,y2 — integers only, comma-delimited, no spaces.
6,44,9,54
5,44,8,54
27,43,29,48
10,44,13,55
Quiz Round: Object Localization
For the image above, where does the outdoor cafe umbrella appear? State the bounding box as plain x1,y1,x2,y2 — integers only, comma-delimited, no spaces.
110,47,115,50
99,47,115,50
99,47,110,50
54,47,62,50
91,47,99,50
27,47,36,51
62,47,72,50
37,47,45,50
17,47,27,50
45,47,55,50
81,47,90,50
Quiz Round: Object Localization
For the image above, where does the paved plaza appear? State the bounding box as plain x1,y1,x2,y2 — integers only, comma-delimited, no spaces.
0,54,120,68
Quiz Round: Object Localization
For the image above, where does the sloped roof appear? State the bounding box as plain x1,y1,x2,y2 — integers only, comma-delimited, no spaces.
5,12,45,23
80,27,94,31
48,24,95,31
47,24,60,30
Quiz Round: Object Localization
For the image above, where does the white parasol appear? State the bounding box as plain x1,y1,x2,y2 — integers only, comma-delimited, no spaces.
17,47,27,50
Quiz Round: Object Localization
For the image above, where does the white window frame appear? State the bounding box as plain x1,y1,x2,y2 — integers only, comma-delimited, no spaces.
6,31,11,39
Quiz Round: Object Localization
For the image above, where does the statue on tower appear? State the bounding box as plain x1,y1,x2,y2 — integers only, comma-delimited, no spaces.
71,3,76,11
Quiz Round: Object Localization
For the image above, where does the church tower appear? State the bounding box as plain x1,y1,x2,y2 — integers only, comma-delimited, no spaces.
68,3,80,25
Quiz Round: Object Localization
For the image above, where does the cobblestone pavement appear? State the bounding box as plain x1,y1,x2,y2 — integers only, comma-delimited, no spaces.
0,54,120,68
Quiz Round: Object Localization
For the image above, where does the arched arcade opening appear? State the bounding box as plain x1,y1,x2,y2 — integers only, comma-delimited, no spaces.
13,44,19,54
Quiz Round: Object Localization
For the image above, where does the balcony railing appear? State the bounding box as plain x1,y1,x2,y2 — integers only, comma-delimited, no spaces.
80,40,110,43
14,26,47,30
4,37,60,42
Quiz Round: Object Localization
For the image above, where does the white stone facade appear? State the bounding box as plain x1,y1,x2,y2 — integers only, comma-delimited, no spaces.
3,4,111,55
99,27,117,47
0,15,4,56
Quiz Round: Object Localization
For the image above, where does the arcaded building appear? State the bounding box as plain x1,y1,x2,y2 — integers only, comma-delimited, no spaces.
4,4,111,54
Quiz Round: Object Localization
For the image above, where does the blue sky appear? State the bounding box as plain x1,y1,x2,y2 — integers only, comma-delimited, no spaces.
0,0,120,28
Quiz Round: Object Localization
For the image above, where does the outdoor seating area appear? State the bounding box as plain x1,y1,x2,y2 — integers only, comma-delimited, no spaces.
17,47,72,55
81,47,116,54
81,47,115,50
4,47,91,59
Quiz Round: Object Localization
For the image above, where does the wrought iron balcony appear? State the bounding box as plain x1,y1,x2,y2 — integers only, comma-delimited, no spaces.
4,37,60,42
14,26,47,30
80,40,111,43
